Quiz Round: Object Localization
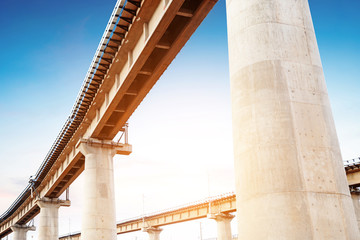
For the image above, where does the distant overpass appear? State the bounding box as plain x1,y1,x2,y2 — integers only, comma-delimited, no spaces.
58,169,360,240
59,192,236,240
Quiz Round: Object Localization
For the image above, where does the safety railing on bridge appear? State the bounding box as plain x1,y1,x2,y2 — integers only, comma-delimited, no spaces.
116,192,236,225
0,0,140,224
344,157,360,172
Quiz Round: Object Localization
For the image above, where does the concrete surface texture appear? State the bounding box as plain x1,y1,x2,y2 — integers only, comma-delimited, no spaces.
351,192,360,233
36,198,68,240
209,213,234,240
226,0,360,239
143,227,163,240
10,224,35,240
77,139,118,240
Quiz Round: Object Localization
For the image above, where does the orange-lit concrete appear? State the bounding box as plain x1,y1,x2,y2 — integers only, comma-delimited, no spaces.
0,0,217,237
143,227,163,240
208,213,234,240
77,139,131,240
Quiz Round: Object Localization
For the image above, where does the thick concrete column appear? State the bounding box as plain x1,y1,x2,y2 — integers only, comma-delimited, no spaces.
351,191,360,232
77,138,131,240
10,224,35,240
207,213,234,240
36,197,70,240
143,227,163,240
226,0,360,239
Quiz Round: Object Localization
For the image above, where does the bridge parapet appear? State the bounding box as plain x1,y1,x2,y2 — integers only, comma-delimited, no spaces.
58,192,235,239
345,158,360,172
1,0,219,237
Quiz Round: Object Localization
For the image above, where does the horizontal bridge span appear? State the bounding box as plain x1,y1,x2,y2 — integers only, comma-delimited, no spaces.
345,158,360,187
0,0,218,238
58,174,360,240
116,192,236,234
2,0,359,237
59,192,236,240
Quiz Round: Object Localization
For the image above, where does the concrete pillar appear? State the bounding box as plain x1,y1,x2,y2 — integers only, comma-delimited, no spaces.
10,224,35,240
77,138,131,240
351,191,360,232
207,213,234,240
143,227,163,240
226,0,360,239
36,197,70,240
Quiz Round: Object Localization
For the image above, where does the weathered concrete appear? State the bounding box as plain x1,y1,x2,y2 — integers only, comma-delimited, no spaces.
207,213,234,240
10,224,35,240
143,227,163,240
351,191,360,233
36,197,70,240
77,138,124,240
226,0,360,239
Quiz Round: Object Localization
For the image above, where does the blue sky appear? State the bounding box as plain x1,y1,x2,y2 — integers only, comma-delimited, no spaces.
0,0,359,239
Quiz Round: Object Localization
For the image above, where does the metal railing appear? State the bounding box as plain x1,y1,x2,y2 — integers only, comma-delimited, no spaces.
0,0,138,224
344,157,360,171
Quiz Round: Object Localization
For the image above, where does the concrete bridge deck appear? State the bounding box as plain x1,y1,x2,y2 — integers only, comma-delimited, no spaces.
0,0,218,238
345,158,360,187
1,0,360,239
59,192,236,239
58,184,360,240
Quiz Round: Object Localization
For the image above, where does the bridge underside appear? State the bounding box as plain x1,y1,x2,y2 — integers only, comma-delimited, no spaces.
2,0,360,239
0,0,218,238
59,193,236,239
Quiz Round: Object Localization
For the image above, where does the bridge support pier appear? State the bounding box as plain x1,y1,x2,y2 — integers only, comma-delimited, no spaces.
36,197,70,240
207,213,234,240
77,138,131,240
226,0,360,239
143,227,163,240
10,224,35,240
351,190,360,232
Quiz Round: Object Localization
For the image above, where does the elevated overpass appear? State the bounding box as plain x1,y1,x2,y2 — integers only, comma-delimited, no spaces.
58,182,360,240
1,0,360,239
59,192,236,239
0,0,218,238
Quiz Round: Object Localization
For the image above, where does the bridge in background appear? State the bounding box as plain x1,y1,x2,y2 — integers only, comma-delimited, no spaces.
57,181,360,240
59,192,236,240
345,158,360,187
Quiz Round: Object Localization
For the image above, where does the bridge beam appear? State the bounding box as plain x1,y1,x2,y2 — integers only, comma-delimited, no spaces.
347,171,360,186
10,224,35,240
36,197,70,240
351,191,360,233
207,213,234,240
142,227,163,240
226,0,360,239
77,138,131,240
